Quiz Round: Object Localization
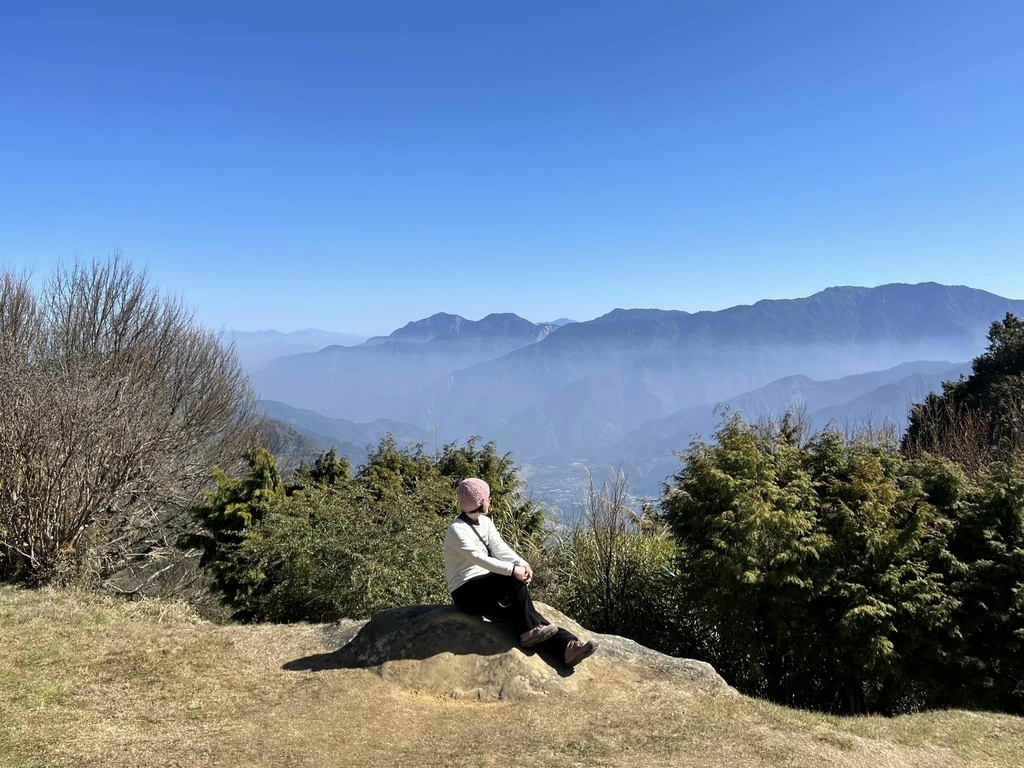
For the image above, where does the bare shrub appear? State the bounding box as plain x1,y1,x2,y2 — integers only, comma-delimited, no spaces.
903,396,1024,472
554,467,676,647
836,412,901,449
903,313,1024,470
0,255,258,586
750,401,812,447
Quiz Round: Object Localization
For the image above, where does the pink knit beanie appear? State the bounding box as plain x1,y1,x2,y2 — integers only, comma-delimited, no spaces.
457,478,490,512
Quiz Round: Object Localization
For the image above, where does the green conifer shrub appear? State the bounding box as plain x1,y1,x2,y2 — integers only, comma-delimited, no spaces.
185,437,549,622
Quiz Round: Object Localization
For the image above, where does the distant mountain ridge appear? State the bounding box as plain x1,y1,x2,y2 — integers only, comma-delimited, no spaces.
259,400,431,464
411,283,1024,452
516,359,974,509
247,283,1023,508
228,329,366,370
363,312,557,345
250,311,559,422
590,360,972,496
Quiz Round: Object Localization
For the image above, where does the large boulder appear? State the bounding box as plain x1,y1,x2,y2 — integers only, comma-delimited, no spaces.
285,602,732,700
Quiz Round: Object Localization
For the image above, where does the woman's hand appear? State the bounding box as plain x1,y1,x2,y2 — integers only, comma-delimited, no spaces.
513,563,533,585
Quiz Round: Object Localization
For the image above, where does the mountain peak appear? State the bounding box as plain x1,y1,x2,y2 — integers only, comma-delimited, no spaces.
377,311,553,343
387,313,467,342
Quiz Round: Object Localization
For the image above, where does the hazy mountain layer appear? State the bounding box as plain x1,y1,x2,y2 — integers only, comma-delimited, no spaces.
259,359,973,511
252,313,557,422
413,283,1023,448
590,360,971,498
259,401,432,458
228,329,366,370
248,283,1022,508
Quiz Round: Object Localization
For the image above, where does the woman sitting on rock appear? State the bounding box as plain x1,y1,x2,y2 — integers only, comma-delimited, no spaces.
443,477,598,669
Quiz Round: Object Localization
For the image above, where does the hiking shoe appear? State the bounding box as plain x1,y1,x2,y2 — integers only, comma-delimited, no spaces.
520,623,558,647
564,639,598,668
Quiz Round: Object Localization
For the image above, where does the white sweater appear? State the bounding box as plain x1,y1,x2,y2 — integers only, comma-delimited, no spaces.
443,514,528,593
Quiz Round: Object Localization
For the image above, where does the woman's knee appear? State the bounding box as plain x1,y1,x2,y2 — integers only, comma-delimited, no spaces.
502,574,527,591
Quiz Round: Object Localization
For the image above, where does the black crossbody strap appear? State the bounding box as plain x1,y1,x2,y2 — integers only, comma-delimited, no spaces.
459,513,492,556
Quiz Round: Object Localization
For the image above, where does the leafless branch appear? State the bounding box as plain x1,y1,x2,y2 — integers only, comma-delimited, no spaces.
0,255,259,586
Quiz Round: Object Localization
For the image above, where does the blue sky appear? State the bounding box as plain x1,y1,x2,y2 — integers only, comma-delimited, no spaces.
2,1,1022,336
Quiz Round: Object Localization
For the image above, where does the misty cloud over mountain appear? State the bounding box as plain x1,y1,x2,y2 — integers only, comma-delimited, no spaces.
249,283,1024,508
259,400,431,463
228,329,366,370
251,313,557,423
413,283,1023,448
593,359,973,499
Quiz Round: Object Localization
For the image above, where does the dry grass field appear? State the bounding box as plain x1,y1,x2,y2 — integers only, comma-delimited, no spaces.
2,586,1022,768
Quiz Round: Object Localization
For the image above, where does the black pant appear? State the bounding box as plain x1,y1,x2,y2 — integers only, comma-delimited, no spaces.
451,573,577,659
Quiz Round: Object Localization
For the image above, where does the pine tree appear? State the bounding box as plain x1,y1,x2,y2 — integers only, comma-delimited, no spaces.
662,411,825,703
905,312,1024,466
180,446,285,614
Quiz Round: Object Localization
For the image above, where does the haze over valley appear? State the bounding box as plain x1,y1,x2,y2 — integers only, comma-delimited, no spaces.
248,281,1021,508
